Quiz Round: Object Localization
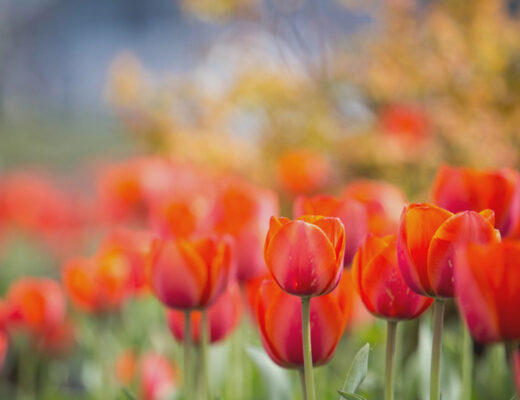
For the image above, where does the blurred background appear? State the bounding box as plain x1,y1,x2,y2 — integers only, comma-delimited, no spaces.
1,0,520,399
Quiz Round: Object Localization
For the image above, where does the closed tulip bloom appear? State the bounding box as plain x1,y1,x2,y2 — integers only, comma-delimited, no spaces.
166,281,242,344
7,278,66,335
253,274,353,368
342,180,406,236
264,215,346,297
455,240,520,343
397,203,499,298
431,165,520,237
62,256,133,313
149,235,235,310
139,353,177,400
353,234,433,320
294,195,369,266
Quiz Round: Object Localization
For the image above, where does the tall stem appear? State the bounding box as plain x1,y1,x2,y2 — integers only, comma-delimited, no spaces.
461,323,473,400
301,297,316,400
385,321,398,400
430,300,445,400
201,310,211,400
298,368,308,400
184,311,193,400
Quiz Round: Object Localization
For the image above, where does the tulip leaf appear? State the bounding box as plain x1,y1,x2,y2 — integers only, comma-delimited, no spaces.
337,343,370,399
246,346,292,400
120,389,137,400
338,391,368,400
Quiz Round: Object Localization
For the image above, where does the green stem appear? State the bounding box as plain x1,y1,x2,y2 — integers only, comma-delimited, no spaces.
430,300,445,400
299,368,308,400
301,297,316,400
184,311,193,400
17,347,36,400
461,323,473,400
201,310,211,400
385,321,398,400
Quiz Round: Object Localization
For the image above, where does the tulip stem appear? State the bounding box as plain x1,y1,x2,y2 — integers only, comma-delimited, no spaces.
430,300,445,400
184,311,193,400
301,296,316,400
385,320,398,400
461,323,472,400
201,310,211,400
299,368,308,400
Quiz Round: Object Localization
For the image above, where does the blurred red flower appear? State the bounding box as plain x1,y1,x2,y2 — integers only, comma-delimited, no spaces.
166,281,242,344
379,104,430,143
276,149,331,194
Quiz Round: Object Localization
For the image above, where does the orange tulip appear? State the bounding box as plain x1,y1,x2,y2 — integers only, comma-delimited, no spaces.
293,195,369,266
276,149,331,194
6,278,66,335
97,229,154,294
115,350,138,385
166,281,242,344
379,104,430,143
431,165,520,237
455,240,520,343
253,273,353,368
149,236,235,310
62,256,133,313
353,234,433,320
342,180,406,236
211,180,279,281
264,215,346,297
397,203,499,298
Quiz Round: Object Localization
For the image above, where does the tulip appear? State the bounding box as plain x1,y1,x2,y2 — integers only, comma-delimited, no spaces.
455,240,520,344
211,180,279,281
115,349,138,385
431,165,520,237
264,215,346,297
62,256,133,314
149,235,235,399
6,278,66,336
397,203,499,400
379,104,430,144
276,149,331,194
0,331,7,372
352,234,432,400
342,179,406,236
166,281,242,345
139,353,177,400
293,194,369,265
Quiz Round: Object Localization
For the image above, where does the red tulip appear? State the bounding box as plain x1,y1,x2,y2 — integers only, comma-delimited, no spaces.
253,273,353,368
211,180,279,282
293,195,369,266
455,240,520,343
98,229,154,294
139,353,177,400
62,256,133,313
342,180,406,236
166,281,242,344
149,199,199,239
149,235,235,310
431,165,520,237
276,149,331,194
264,215,345,297
6,278,66,335
353,234,433,320
397,203,499,298
0,331,7,371
379,104,430,143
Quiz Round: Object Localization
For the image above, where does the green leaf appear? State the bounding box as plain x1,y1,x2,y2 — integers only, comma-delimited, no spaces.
246,346,292,400
120,388,137,400
337,391,368,400
337,343,370,399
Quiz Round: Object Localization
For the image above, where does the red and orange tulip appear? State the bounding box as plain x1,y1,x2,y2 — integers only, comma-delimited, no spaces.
149,235,235,310
62,256,133,313
455,240,520,343
264,215,346,297
397,203,499,298
431,165,520,237
293,195,369,266
276,149,331,194
353,234,433,320
166,281,242,345
253,274,353,368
